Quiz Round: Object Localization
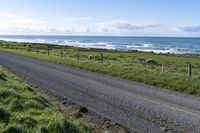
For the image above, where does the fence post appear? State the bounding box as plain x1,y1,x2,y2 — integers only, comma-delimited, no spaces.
188,64,192,77
146,63,149,69
77,52,80,61
47,46,50,56
37,48,39,55
60,50,63,57
162,64,164,74
100,52,103,63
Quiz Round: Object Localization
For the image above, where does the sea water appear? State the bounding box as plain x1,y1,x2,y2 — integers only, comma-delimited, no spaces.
0,35,200,54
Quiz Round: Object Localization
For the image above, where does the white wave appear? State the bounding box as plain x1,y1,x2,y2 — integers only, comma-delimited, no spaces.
35,39,47,43
0,38,59,45
126,43,153,49
59,40,116,50
135,48,188,54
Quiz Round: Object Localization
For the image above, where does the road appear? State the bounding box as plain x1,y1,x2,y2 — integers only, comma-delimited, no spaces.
0,51,200,133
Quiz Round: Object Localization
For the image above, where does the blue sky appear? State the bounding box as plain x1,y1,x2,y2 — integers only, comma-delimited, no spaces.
0,0,200,36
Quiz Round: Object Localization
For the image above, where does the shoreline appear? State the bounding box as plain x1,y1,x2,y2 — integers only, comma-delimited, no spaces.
1,40,200,57
1,35,200,55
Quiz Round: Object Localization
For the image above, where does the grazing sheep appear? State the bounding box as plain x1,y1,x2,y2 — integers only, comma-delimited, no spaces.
138,57,146,62
146,59,157,65
88,55,93,60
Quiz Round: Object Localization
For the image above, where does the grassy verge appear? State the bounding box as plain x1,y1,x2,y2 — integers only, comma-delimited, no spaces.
1,40,200,95
0,66,88,133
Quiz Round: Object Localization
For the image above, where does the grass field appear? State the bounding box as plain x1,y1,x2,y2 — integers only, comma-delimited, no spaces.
0,65,88,133
1,40,200,95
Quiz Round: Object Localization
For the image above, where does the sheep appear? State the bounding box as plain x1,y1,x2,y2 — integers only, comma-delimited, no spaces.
88,55,93,60
146,59,157,65
137,57,146,62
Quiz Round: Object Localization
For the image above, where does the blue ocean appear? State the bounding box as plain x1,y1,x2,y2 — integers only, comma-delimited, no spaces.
0,35,200,54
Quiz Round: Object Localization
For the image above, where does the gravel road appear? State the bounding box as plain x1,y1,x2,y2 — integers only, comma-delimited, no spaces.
0,51,200,133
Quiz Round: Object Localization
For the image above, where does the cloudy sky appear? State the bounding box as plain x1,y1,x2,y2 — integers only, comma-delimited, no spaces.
0,0,200,37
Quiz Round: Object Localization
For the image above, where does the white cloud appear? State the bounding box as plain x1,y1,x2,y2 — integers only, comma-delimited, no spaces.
1,13,200,37
0,24,91,34
0,14,93,34
15,18,44,25
0,14,47,34
98,21,160,33
3,14,193,36
65,17,92,21
175,24,200,32
0,19,161,35
0,13,45,25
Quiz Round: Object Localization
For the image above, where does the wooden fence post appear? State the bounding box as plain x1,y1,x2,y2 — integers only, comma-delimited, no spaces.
100,52,103,63
60,50,63,57
47,46,50,56
188,64,192,77
77,52,80,61
37,48,39,55
162,64,164,74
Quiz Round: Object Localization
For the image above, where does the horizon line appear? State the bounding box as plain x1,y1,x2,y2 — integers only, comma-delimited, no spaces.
0,34,200,39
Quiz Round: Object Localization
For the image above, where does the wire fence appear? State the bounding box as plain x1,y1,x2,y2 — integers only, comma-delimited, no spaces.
0,42,200,80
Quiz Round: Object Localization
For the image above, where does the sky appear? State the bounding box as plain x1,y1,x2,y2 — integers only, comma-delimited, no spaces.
0,0,200,37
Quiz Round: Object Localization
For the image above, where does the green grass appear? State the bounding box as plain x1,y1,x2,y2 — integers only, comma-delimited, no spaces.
1,40,200,95
0,66,88,133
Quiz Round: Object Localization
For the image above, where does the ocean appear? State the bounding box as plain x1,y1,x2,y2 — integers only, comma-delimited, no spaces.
0,35,200,54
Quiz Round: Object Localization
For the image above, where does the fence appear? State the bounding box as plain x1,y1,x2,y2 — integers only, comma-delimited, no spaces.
0,43,197,78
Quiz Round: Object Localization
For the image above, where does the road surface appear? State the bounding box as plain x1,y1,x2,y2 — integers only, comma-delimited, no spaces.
0,51,200,133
